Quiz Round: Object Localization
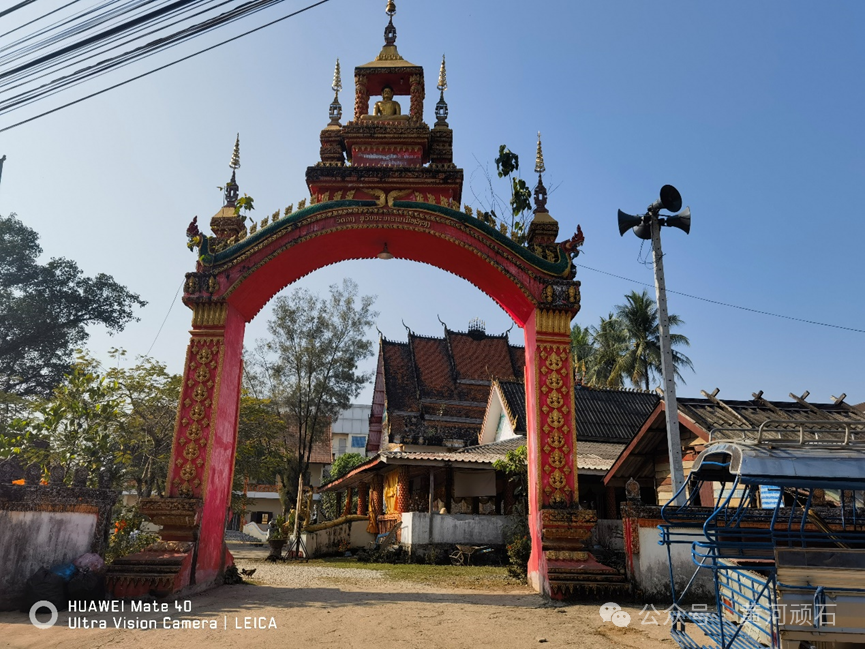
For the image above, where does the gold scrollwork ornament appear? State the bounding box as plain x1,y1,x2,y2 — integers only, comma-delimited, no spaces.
196,347,213,364
180,463,196,480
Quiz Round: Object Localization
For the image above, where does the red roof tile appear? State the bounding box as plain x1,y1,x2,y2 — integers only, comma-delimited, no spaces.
410,335,455,399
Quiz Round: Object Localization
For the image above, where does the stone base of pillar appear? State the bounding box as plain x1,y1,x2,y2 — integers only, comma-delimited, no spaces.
106,541,197,599
106,497,221,599
540,509,629,600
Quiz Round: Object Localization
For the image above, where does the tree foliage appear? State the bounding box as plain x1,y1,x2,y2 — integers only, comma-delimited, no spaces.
320,452,367,520
244,278,377,510
571,290,694,390
231,395,288,514
1,350,180,492
0,214,146,397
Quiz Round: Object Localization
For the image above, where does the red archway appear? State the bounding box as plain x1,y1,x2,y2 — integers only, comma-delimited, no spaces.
106,8,606,601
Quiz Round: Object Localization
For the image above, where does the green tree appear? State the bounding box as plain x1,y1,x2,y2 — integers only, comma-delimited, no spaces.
612,290,693,391
320,452,367,520
231,395,287,514
570,323,595,379
584,314,628,388
107,352,181,497
245,278,377,511
6,352,123,486
0,214,146,397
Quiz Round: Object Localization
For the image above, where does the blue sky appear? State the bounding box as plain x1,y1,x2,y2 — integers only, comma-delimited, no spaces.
2,1,863,405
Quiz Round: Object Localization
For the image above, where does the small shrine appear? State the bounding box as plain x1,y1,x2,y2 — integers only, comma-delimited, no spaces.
307,1,462,208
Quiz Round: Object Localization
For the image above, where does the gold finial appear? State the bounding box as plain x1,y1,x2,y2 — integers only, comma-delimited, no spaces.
386,0,396,16
229,133,240,170
437,54,447,92
534,131,546,175
332,58,342,94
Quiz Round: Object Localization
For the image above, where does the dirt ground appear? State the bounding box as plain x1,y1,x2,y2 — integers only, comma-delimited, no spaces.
0,555,684,649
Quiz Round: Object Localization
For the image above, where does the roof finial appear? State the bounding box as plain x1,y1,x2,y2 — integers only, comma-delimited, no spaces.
438,54,447,92
534,131,545,175
230,133,241,171
384,0,397,46
533,131,548,213
224,134,240,207
435,54,449,127
332,58,342,93
328,58,343,126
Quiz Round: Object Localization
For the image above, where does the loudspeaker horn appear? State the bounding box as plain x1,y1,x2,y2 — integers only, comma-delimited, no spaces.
665,206,691,235
618,210,643,237
649,184,682,214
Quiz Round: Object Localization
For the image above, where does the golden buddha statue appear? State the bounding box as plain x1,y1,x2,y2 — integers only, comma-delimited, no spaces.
373,86,401,117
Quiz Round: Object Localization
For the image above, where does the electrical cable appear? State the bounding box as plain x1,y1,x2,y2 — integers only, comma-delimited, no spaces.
575,263,865,334
0,0,331,133
145,280,184,357
0,1,39,21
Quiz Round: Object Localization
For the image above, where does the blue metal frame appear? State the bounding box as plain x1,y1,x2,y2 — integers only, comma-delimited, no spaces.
659,464,865,649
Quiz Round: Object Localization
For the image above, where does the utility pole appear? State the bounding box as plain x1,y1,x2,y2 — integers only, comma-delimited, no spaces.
618,185,691,506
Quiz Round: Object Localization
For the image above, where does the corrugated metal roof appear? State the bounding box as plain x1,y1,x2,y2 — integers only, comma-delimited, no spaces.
573,387,660,442
498,380,527,433
678,397,865,434
577,441,627,471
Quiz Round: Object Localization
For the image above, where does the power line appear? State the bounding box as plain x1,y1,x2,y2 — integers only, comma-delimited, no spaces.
0,1,39,21
146,280,184,357
576,263,865,334
0,0,331,132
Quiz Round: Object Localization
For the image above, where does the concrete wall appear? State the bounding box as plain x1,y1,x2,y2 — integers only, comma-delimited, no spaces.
593,519,624,551
632,525,713,602
401,513,509,549
301,520,373,558
0,511,97,609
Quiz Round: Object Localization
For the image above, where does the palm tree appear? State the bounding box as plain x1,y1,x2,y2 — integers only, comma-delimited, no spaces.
612,290,693,391
584,314,628,389
570,324,595,379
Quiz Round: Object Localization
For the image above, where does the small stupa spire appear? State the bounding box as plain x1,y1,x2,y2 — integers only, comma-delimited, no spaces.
224,134,240,207
437,54,447,92
533,132,548,213
229,133,241,171
534,131,545,175
383,0,397,46
332,58,342,94
435,54,449,127
328,58,343,126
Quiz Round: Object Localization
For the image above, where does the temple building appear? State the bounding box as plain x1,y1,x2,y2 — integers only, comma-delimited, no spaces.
366,320,524,454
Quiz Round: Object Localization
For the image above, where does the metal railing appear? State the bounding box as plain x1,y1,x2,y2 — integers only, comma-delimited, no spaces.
708,419,865,447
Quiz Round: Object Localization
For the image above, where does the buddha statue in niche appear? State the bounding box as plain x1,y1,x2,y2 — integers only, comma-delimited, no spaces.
372,86,402,118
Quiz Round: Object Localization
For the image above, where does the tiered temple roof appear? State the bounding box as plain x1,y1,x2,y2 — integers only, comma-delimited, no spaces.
367,324,524,452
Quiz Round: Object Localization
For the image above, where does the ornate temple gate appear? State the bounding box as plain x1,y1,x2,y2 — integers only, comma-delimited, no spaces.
107,2,614,600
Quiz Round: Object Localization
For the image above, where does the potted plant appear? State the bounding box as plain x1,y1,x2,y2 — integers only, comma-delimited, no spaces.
267,515,287,560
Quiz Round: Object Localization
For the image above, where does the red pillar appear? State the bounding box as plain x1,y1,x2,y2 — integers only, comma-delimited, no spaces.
357,482,369,516
138,302,245,591
524,308,602,599
343,487,353,517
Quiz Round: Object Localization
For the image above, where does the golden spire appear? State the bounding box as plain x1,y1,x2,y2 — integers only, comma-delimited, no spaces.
332,58,342,93
437,54,447,92
534,131,546,175
229,133,241,170
386,0,396,16
328,59,342,126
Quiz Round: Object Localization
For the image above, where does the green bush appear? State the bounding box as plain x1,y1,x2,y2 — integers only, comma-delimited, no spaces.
105,506,159,564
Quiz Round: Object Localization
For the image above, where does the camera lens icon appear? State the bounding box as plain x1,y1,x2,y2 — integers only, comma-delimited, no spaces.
29,600,59,629
599,602,621,622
